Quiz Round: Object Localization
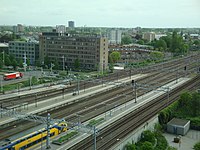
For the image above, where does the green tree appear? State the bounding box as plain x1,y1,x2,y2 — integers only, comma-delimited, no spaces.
161,36,172,49
140,141,153,150
110,51,121,63
53,59,59,70
194,142,200,150
150,51,164,61
178,92,192,108
44,56,50,67
18,59,24,68
125,142,136,150
5,55,11,66
26,58,30,66
137,39,144,45
121,35,132,45
154,39,167,51
193,40,200,46
190,93,200,116
141,130,155,145
11,59,18,70
74,58,80,70
0,59,3,69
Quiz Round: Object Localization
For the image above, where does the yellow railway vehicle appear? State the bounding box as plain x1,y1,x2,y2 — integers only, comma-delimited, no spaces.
0,122,67,150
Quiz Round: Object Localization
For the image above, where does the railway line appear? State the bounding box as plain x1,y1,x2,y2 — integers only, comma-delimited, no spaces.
69,75,200,150
0,53,200,148
0,53,199,108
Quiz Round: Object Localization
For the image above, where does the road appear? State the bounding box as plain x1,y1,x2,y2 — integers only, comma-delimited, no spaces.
0,71,43,86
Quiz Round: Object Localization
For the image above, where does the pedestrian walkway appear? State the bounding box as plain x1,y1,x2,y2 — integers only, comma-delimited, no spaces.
164,130,200,150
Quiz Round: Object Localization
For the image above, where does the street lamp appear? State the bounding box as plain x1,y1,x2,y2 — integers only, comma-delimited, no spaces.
2,51,4,66
62,55,65,71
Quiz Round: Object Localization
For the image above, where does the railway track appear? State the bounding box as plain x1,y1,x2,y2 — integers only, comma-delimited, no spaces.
0,53,200,143
69,75,200,150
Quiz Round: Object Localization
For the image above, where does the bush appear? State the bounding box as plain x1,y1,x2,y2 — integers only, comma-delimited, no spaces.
154,132,168,150
53,131,78,144
140,141,153,150
194,142,200,150
125,142,136,150
141,130,155,145
87,118,104,127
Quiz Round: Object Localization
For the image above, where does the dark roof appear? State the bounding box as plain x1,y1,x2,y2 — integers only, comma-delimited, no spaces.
167,118,190,126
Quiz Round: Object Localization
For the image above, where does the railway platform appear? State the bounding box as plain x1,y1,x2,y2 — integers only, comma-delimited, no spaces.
0,74,147,126
45,77,191,150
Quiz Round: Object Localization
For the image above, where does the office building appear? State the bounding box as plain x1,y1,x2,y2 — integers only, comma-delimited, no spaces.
13,24,24,33
109,29,122,44
9,41,39,65
39,33,108,71
68,21,75,28
56,25,66,33
142,32,155,42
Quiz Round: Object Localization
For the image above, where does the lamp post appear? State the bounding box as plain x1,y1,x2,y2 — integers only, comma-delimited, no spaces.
62,55,65,71
2,51,4,66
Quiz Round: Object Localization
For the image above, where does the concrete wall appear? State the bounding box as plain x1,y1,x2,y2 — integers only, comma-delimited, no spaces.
167,122,190,136
110,115,159,150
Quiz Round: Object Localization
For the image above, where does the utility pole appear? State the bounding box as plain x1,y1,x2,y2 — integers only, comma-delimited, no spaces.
62,55,65,71
93,126,97,150
2,51,4,66
23,52,27,72
46,113,51,149
0,78,3,93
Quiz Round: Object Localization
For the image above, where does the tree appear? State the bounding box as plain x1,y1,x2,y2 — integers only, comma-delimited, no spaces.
178,92,192,108
18,59,24,68
125,142,136,150
194,142,200,150
0,59,3,69
26,58,30,66
108,53,114,72
141,130,155,145
74,58,80,70
5,55,11,66
110,51,121,63
190,93,200,116
150,51,164,61
11,59,18,70
53,59,59,70
135,34,142,40
121,35,132,45
193,40,200,46
44,56,50,67
161,36,172,49
140,141,153,150
137,39,144,45
154,39,167,51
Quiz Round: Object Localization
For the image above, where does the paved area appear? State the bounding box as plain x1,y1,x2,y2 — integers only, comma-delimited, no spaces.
163,130,200,150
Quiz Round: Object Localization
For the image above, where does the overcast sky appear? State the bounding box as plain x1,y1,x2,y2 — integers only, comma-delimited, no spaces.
1,0,200,28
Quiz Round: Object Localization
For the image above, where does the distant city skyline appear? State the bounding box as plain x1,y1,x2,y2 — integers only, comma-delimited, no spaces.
1,0,200,28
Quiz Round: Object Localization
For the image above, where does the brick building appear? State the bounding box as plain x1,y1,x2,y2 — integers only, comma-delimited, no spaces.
39,33,108,71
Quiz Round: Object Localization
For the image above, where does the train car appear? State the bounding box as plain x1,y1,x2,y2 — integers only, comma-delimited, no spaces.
0,122,67,150
3,72,23,80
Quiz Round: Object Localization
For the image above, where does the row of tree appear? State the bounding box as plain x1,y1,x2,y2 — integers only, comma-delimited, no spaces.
0,53,30,70
152,31,189,55
159,92,200,126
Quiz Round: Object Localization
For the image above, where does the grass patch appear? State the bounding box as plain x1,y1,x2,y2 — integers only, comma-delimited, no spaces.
87,118,105,127
52,131,78,145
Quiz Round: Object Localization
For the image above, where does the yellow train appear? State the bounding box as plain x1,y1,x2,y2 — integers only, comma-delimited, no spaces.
0,122,67,150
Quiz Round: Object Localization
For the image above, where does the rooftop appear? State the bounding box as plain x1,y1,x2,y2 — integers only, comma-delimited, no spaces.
0,43,9,48
167,118,190,127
